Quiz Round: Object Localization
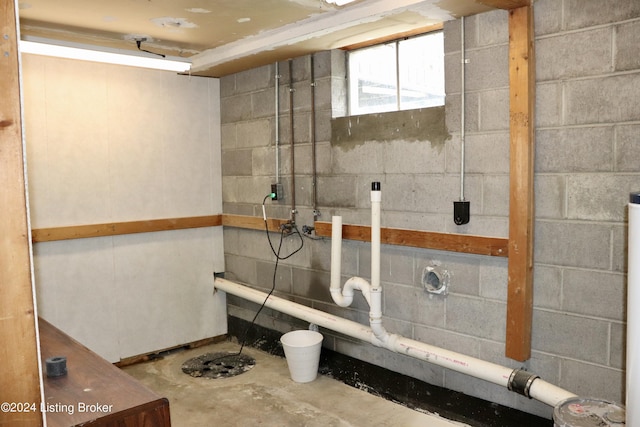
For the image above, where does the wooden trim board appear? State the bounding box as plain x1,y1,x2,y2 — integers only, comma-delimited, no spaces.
0,0,43,424
31,214,286,243
33,214,508,258
315,221,508,257
115,335,227,368
32,215,222,242
222,213,290,233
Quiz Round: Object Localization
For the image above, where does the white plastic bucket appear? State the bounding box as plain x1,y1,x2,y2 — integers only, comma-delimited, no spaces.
280,330,323,383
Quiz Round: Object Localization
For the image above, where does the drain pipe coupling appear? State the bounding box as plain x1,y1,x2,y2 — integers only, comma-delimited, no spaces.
508,369,540,399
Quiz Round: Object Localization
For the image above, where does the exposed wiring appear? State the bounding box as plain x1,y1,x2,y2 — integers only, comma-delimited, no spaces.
207,194,304,364
301,226,324,241
262,195,304,259
136,39,166,58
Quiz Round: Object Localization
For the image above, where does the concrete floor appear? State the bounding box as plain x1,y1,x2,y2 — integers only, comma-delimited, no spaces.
123,340,471,427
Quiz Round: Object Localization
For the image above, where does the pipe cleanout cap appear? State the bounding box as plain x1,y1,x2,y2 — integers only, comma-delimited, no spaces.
372,182,381,191
631,192,640,204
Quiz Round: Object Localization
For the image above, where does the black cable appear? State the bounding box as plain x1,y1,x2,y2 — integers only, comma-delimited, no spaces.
206,195,303,364
232,227,285,356
262,196,304,260
136,39,166,58
302,231,324,241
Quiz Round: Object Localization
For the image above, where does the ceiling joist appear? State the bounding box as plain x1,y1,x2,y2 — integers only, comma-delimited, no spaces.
476,0,530,10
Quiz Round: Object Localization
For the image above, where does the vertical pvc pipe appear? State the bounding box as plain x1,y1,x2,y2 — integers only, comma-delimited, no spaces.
371,182,381,291
289,59,296,223
627,192,640,425
275,62,280,183
310,55,319,222
330,216,343,293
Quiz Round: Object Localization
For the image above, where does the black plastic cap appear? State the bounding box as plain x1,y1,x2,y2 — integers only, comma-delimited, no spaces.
372,182,381,191
631,192,640,205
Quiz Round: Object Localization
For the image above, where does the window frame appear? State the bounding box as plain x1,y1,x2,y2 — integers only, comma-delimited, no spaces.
346,29,445,116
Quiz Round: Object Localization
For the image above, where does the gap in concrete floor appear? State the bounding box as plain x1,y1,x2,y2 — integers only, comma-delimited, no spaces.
123,340,471,427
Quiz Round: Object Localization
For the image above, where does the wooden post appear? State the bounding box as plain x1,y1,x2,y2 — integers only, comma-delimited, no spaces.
506,5,535,361
0,0,43,425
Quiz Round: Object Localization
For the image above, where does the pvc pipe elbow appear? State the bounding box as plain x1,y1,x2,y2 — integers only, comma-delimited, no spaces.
330,288,353,307
344,276,371,305
383,332,400,352
370,318,390,343
370,322,396,351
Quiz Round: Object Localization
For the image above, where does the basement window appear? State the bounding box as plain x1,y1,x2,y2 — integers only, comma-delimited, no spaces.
347,31,444,115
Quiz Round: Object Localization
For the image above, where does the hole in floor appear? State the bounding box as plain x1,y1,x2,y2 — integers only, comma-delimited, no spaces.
181,352,256,379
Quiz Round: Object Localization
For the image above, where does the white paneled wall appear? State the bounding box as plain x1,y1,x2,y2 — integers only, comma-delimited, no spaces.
23,55,226,362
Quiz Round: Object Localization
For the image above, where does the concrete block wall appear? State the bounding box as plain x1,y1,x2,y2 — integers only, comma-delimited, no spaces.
220,0,638,418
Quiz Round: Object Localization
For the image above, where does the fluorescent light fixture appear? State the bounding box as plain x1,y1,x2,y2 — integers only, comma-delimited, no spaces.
19,38,191,73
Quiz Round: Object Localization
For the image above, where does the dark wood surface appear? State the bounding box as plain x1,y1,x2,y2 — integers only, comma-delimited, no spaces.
39,319,171,427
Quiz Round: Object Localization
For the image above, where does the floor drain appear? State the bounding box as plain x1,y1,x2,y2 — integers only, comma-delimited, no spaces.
181,352,256,379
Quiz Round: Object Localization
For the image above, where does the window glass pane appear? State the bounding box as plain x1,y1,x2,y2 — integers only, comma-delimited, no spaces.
348,42,397,115
398,32,444,110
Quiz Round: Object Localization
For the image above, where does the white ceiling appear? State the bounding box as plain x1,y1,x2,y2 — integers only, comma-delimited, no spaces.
18,0,524,77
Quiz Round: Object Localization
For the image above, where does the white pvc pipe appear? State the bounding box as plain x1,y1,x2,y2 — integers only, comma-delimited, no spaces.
330,215,342,289
221,181,577,409
330,215,352,307
371,184,381,291
331,187,380,315
275,62,280,183
217,277,373,342
331,215,372,307
344,276,372,306
627,193,640,425
213,277,576,408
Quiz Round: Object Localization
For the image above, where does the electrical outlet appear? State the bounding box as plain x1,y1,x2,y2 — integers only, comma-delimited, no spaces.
271,183,283,200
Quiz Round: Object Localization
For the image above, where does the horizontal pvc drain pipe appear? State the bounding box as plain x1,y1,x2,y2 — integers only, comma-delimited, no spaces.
213,277,576,408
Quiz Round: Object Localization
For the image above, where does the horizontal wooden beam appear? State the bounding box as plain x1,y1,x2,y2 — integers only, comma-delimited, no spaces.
31,214,509,259
341,23,443,51
222,213,290,233
476,0,530,9
32,215,222,242
314,221,508,257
